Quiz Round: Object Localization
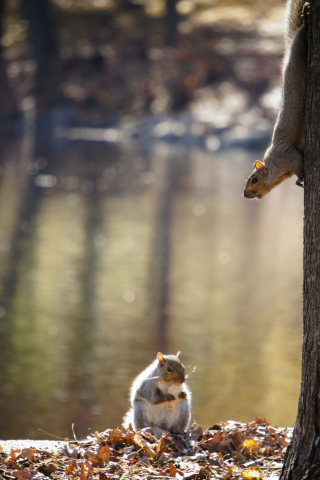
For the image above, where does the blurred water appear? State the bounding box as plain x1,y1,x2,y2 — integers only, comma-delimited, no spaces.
0,131,303,439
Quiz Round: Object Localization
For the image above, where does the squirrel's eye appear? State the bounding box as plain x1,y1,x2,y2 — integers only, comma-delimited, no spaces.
167,366,173,372
252,177,258,184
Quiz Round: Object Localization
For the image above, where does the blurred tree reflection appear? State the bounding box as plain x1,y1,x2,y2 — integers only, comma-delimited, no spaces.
165,0,179,45
20,0,57,77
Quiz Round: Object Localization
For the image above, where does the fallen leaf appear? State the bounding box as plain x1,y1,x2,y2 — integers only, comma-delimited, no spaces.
169,463,184,477
241,439,260,456
98,474,110,480
98,446,110,456
80,462,86,480
230,431,242,449
37,463,56,475
86,463,93,480
65,461,77,475
20,448,37,462
11,449,17,462
218,438,234,454
133,433,156,459
241,468,261,479
5,459,22,469
13,471,32,480
199,430,224,452
155,435,171,456
254,418,268,426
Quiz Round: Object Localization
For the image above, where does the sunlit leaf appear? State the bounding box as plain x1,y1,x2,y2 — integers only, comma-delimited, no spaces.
242,439,259,448
133,433,156,459
80,462,86,480
98,446,110,456
155,435,171,456
65,461,77,475
241,439,260,455
241,468,261,479
11,449,17,462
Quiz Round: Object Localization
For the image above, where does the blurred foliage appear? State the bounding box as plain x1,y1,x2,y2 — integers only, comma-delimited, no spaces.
4,0,286,19
0,0,287,123
49,0,286,15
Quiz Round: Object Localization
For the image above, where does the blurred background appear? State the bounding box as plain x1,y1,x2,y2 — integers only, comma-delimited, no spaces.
0,0,303,440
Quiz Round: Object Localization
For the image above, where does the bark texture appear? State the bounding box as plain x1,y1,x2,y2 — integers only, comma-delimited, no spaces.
280,1,320,479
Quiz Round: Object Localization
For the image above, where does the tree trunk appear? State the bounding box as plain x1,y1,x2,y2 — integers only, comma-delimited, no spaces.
280,1,320,479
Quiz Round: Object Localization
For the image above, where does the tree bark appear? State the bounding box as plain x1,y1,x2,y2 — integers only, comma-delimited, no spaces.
280,1,320,479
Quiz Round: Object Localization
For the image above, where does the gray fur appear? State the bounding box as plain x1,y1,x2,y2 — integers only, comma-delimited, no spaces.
123,354,192,437
244,0,307,199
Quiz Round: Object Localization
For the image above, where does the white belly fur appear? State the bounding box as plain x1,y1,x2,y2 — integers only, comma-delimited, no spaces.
143,381,187,430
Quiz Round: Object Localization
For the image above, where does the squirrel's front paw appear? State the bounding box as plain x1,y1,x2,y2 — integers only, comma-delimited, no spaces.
296,178,304,188
178,392,187,400
302,2,310,29
164,393,175,401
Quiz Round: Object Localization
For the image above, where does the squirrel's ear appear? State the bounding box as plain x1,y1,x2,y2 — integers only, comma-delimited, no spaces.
176,351,181,359
254,160,268,175
157,352,165,365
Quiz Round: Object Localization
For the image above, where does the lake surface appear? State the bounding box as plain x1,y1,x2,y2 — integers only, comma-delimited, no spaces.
0,126,303,439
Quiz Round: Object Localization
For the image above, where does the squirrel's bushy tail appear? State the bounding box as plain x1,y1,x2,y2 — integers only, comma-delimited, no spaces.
122,408,134,429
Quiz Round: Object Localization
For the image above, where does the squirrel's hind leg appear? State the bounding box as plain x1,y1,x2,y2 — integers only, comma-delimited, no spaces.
133,400,150,430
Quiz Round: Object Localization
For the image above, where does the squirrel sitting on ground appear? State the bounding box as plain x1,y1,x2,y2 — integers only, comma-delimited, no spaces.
243,0,308,199
123,352,191,438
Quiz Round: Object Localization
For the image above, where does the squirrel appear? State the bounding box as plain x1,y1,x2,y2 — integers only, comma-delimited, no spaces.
123,352,191,438
243,0,308,199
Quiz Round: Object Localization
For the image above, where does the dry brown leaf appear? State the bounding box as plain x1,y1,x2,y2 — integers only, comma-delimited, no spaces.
65,461,77,475
155,435,171,456
106,429,126,445
80,462,86,480
199,430,224,452
241,439,260,456
254,418,269,426
230,431,242,450
37,463,56,475
133,433,156,459
11,449,17,462
5,459,22,470
86,463,93,480
218,438,234,454
20,448,37,463
169,463,184,477
98,474,110,480
13,471,32,480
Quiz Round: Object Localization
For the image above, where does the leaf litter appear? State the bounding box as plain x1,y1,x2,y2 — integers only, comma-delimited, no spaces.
0,418,292,480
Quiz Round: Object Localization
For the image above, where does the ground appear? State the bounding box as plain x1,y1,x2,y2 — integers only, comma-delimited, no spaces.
0,418,290,480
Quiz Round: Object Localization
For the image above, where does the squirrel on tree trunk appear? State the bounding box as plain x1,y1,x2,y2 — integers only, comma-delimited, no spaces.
243,0,308,199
